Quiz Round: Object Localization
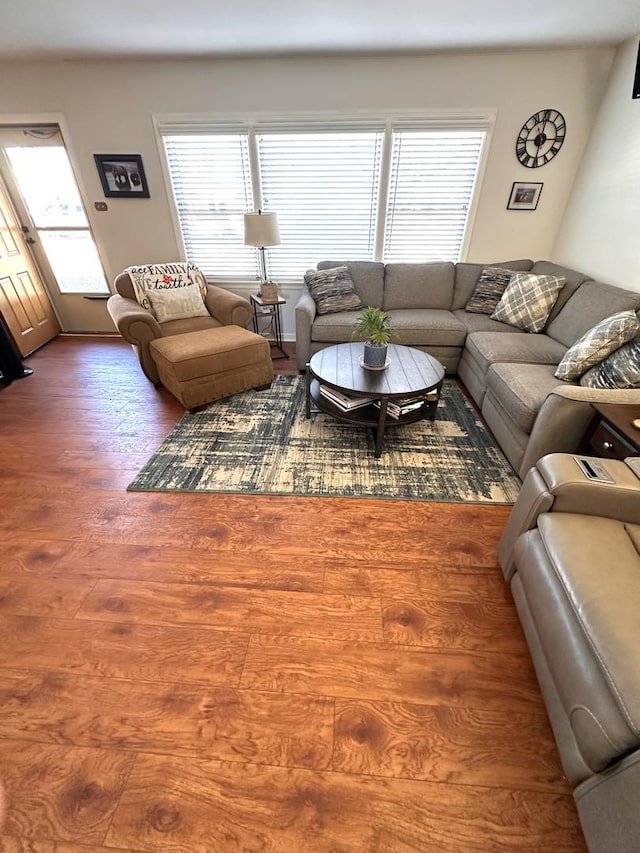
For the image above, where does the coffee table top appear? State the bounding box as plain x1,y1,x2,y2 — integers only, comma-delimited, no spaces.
308,343,444,399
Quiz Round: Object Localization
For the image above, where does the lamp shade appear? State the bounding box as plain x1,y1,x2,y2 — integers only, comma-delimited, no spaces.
244,211,281,247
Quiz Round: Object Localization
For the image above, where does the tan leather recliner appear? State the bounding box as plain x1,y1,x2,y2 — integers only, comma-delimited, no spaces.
499,453,640,853
107,267,252,384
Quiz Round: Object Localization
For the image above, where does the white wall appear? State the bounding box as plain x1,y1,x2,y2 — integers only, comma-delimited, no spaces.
553,36,640,292
0,48,613,334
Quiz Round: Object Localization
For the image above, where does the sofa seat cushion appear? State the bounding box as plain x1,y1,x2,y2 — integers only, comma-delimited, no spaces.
486,362,571,433
453,309,522,335
312,309,466,346
311,310,364,342
380,309,466,346
515,513,640,772
382,263,455,311
466,332,567,379
160,315,222,337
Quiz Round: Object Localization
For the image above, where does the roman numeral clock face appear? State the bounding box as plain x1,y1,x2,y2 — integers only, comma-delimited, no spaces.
516,109,566,168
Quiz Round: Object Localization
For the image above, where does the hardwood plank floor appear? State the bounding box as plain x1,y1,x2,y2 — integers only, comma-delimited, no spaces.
0,335,587,851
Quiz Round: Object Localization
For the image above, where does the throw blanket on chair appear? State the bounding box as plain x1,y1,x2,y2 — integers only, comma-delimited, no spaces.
127,262,207,313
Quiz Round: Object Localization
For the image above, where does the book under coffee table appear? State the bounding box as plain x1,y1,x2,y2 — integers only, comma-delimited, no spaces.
305,342,445,458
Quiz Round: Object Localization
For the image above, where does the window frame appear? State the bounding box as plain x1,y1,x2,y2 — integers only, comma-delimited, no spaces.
155,110,495,283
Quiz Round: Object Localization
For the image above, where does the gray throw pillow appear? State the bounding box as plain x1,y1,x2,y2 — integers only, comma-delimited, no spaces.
554,310,639,381
465,267,517,314
304,266,363,315
580,337,640,389
491,273,565,333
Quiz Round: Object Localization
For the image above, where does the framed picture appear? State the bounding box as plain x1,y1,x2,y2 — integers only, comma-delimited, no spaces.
507,181,542,211
94,154,149,198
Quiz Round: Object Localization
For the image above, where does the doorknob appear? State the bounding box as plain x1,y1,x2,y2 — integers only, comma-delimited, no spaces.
25,236,36,244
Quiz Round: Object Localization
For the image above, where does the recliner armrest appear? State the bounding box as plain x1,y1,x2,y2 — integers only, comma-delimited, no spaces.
499,453,640,580
535,454,640,523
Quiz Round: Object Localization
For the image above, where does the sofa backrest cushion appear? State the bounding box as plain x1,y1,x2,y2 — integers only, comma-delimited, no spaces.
382,262,455,311
529,261,590,323
452,260,533,310
317,261,384,308
546,281,640,347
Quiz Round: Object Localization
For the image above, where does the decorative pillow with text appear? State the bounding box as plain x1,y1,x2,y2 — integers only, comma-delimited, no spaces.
127,262,208,317
146,282,209,323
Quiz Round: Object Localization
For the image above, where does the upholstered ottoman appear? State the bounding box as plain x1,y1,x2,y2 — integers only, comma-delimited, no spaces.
150,325,273,409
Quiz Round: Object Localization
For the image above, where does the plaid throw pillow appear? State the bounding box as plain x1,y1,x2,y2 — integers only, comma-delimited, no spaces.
580,337,640,389
491,273,565,333
304,266,363,315
555,310,639,381
465,267,517,314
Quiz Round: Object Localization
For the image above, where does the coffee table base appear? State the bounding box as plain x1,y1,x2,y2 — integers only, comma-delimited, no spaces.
306,372,441,458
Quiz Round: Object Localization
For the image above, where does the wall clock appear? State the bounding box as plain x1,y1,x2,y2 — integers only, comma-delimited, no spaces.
515,109,566,168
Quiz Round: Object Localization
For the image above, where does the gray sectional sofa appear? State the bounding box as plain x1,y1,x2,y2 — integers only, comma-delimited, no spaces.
295,259,640,477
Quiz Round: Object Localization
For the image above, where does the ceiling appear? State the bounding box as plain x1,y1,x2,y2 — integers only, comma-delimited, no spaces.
1,0,639,61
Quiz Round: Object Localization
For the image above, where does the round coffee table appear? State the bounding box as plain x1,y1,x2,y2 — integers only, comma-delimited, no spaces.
305,342,445,457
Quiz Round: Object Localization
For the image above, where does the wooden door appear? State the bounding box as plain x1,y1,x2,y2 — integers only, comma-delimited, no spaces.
0,176,59,356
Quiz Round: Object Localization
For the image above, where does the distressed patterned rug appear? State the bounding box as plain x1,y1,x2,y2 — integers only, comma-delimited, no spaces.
128,375,520,503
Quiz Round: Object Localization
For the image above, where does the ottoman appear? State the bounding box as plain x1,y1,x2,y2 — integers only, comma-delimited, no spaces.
150,325,273,409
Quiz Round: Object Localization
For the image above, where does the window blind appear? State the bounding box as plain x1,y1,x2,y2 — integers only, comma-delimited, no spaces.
256,131,383,280
383,131,485,263
160,120,488,280
163,134,257,278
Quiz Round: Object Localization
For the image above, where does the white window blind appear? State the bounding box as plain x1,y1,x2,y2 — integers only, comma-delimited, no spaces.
257,131,383,280
163,134,257,278
160,120,487,280
383,130,485,263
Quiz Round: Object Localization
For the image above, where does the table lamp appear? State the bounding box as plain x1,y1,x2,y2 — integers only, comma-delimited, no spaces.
244,210,280,297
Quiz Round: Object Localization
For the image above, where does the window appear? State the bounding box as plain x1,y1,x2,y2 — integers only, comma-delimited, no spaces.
161,118,487,281
384,130,485,263
5,146,108,294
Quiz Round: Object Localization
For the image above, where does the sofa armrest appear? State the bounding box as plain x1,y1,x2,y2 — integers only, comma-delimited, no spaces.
295,287,317,370
204,285,252,328
107,293,161,341
519,386,640,477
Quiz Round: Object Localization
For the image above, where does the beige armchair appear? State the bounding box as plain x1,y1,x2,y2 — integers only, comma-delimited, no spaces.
107,269,252,384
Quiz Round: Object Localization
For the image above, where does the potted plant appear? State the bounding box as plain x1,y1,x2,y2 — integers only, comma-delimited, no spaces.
353,306,394,369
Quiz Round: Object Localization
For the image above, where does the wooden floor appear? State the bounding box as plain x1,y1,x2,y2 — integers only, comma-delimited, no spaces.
0,336,587,852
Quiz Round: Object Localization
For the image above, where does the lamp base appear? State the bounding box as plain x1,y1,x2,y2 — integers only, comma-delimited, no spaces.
260,281,279,303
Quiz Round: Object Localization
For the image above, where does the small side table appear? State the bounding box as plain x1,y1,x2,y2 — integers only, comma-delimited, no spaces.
250,294,287,360
581,402,640,460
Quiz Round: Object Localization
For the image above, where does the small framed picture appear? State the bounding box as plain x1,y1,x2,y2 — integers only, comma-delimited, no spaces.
94,154,149,198
507,181,543,211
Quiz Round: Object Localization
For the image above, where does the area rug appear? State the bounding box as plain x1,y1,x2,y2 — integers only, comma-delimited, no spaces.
128,375,520,503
